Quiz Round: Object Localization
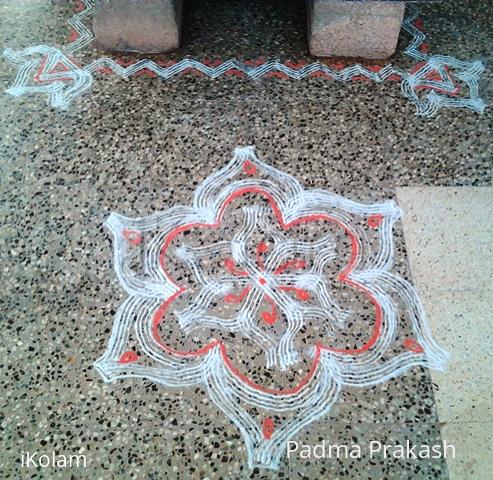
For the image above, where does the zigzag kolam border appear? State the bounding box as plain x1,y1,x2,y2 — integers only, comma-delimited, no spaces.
85,12,430,83
63,0,423,81
2,0,486,115
70,0,416,82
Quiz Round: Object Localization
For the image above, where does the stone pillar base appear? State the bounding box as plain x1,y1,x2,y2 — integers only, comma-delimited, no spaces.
307,0,406,59
93,0,183,53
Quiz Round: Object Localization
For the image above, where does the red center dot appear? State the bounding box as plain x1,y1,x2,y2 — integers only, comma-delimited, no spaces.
259,277,267,285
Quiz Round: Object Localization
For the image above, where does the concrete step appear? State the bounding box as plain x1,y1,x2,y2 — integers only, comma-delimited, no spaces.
93,0,183,53
307,0,406,59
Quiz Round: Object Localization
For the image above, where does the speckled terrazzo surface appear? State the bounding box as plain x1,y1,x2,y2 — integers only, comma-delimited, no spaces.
1,0,492,479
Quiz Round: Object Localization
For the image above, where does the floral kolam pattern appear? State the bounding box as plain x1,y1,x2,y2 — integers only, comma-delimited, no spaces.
95,147,448,469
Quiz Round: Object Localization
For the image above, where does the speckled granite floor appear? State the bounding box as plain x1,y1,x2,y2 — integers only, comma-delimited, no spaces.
0,0,492,479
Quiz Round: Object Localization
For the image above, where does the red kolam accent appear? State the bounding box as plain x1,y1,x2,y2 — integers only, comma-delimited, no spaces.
257,241,269,254
224,69,245,78
414,18,425,32
256,241,268,269
420,43,430,54
262,417,275,440
310,70,332,79
224,258,249,276
202,58,224,68
68,29,79,43
261,296,278,325
98,66,114,75
133,69,158,78
274,259,306,275
243,57,266,67
368,214,384,229
285,61,307,70
403,339,424,354
116,58,135,68
224,287,251,304
265,71,289,80
243,160,257,176
331,62,346,71
279,286,311,301
118,351,139,364
123,229,143,245
74,0,85,13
